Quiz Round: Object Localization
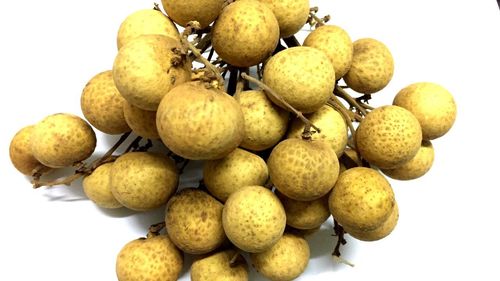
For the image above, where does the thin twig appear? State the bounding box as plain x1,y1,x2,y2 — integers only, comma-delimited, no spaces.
334,85,368,116
124,136,143,153
147,222,166,238
332,220,354,267
308,9,330,27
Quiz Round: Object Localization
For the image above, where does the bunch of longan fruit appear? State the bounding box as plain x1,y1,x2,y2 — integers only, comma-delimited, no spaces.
8,0,457,280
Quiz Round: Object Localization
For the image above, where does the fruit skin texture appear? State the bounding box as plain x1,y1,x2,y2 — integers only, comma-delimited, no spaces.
81,70,131,135
156,81,245,160
82,163,122,209
258,0,310,38
161,0,225,29
356,105,422,169
344,38,394,94
277,192,330,230
329,167,395,231
250,233,310,281
165,189,226,255
287,105,348,157
9,125,48,175
263,46,336,113
393,82,457,140
31,113,96,168
123,101,159,139
113,34,191,111
190,250,249,281
116,234,183,281
223,186,286,253
203,148,269,202
235,90,290,151
382,140,434,180
303,25,353,79
212,0,280,67
344,202,399,242
110,152,178,211
268,138,339,201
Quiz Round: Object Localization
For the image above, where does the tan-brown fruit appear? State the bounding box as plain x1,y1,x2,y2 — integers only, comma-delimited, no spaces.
191,250,248,281
223,186,286,253
339,148,362,173
123,101,159,139
287,105,348,157
251,233,310,281
277,192,330,230
344,202,399,242
9,126,49,175
344,38,394,94
393,82,457,140
110,152,178,211
113,34,191,111
268,138,339,201
235,90,289,151
212,0,279,67
117,9,179,49
329,167,395,231
356,105,422,169
204,148,268,202
303,25,353,79
116,234,183,281
161,0,224,29
31,113,96,168
263,46,336,113
382,140,435,180
81,70,130,135
258,0,309,38
82,163,122,209
156,81,245,160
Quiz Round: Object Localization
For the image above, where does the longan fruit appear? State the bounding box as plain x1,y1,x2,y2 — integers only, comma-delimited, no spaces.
31,113,96,168
190,250,248,281
263,46,336,113
80,70,131,135
123,101,159,139
161,0,225,29
212,0,280,67
382,140,434,180
329,167,395,231
110,152,178,211
165,189,226,254
303,25,353,79
9,125,49,175
344,202,399,242
223,186,286,253
258,0,310,38
116,234,183,281
356,105,422,169
268,138,339,201
277,191,330,230
393,82,457,140
344,38,394,94
82,163,122,209
203,148,269,202
156,81,245,160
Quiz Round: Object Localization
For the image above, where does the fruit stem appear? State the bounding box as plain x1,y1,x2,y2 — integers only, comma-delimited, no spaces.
301,124,313,140
334,85,368,116
327,97,357,148
308,7,330,28
147,221,166,238
332,220,354,267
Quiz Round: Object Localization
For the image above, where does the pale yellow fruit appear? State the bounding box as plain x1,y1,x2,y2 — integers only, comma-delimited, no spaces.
344,202,399,242
287,105,348,157
382,140,434,180
235,90,289,151
123,101,159,139
344,38,394,94
156,81,245,160
268,138,339,201
204,148,268,202
116,234,183,281
82,163,122,209
251,233,309,281
9,126,49,175
117,9,179,49
113,34,191,111
223,186,286,253
356,105,422,169
212,0,279,67
277,192,330,230
263,46,336,113
165,189,226,254
191,250,248,281
303,25,353,79
161,0,225,29
329,167,395,231
31,113,96,168
258,0,309,38
81,70,130,134
393,82,457,140
110,152,178,211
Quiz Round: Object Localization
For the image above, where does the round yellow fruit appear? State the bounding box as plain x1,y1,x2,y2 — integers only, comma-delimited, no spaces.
278,192,330,230
123,101,159,139
258,0,310,38
190,250,248,281
382,140,434,180
161,0,225,29
344,202,399,242
9,125,49,175
82,163,122,209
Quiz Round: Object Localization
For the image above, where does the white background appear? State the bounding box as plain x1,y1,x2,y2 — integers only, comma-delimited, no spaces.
1,0,500,280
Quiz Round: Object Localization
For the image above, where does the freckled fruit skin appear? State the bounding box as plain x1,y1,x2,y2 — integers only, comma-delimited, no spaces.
382,140,434,180
123,101,159,139
161,0,225,29
277,191,330,230
223,186,286,253
190,249,249,281
344,202,399,242
9,125,48,175
258,0,310,38
82,163,122,209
